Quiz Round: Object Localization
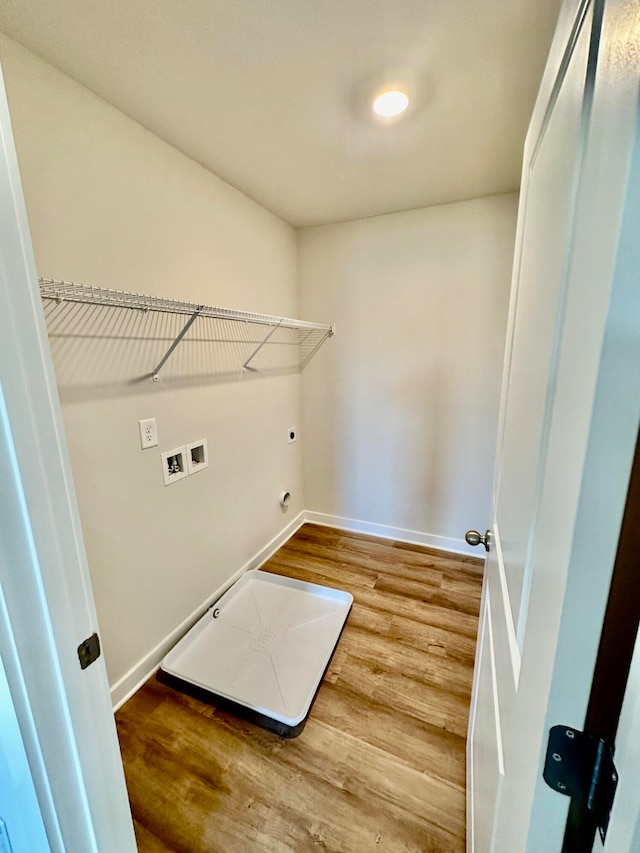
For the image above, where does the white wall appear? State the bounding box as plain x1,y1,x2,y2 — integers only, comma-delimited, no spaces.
0,31,519,703
298,195,518,552
0,35,304,703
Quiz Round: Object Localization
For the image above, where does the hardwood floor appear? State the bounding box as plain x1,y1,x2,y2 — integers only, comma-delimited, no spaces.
115,524,484,853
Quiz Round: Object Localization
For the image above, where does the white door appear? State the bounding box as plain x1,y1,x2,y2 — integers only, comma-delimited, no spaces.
0,60,136,852
467,0,640,849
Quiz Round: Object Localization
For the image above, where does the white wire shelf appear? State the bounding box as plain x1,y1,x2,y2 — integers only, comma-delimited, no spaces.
39,277,334,380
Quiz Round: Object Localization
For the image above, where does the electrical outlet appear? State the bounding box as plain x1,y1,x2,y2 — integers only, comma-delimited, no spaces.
138,418,158,449
288,427,297,443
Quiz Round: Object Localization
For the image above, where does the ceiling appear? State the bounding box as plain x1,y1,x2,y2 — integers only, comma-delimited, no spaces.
0,0,562,226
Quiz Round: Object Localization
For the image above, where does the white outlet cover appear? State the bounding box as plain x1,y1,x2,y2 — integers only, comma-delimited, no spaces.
161,446,188,486
186,439,209,475
138,418,158,449
288,426,297,443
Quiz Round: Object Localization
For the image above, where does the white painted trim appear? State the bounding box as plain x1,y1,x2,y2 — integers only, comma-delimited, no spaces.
493,524,521,688
0,63,136,850
303,511,479,556
111,510,305,709
486,590,506,853
466,584,487,853
486,594,505,778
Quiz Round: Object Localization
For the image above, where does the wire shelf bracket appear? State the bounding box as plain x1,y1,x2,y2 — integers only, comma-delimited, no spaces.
151,307,203,381
39,277,334,380
242,320,283,373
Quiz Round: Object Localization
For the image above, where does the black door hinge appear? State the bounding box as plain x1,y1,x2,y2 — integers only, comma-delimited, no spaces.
77,632,101,670
543,725,618,842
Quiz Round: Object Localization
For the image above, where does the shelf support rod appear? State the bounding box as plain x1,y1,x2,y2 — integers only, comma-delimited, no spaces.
242,320,283,372
151,307,203,381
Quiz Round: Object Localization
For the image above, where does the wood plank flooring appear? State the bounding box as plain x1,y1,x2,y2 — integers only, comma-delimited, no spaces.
115,524,484,853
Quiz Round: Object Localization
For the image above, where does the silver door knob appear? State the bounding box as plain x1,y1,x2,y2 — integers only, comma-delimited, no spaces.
466,529,491,552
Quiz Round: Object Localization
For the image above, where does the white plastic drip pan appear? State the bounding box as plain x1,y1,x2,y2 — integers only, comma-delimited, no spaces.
160,570,352,737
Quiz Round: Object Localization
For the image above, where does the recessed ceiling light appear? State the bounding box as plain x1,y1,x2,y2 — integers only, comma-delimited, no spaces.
372,90,409,118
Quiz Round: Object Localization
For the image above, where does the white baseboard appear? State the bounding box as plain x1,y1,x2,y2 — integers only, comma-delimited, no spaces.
110,510,305,711
303,510,478,557
111,508,477,709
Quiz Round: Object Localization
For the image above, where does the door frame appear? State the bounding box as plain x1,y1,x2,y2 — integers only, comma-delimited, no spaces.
0,62,136,851
521,0,640,842
562,425,640,849
468,0,640,848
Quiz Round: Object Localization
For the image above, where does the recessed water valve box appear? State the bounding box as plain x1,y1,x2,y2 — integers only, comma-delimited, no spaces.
186,439,209,475
161,446,188,486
